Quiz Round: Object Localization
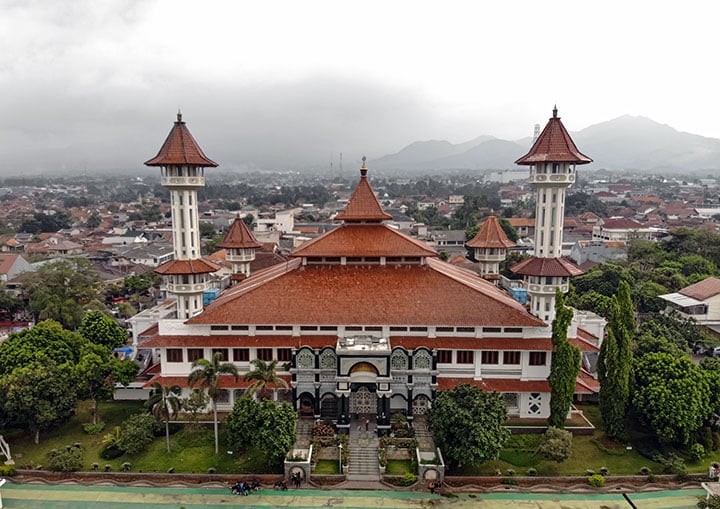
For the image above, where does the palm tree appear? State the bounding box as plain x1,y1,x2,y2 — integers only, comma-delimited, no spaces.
188,352,238,454
146,382,182,453
244,359,289,399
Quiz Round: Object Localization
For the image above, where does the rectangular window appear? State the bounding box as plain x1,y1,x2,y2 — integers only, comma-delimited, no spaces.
503,351,521,365
482,327,501,333
437,350,452,363
233,348,249,362
257,348,273,361
211,348,228,362
277,348,292,362
187,348,204,362
166,348,183,363
529,352,547,366
481,351,499,364
457,350,474,364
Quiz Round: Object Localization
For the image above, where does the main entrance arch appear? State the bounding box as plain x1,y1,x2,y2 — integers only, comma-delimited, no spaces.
350,386,376,415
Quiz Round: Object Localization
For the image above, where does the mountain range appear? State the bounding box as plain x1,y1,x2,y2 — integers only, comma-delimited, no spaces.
373,116,720,173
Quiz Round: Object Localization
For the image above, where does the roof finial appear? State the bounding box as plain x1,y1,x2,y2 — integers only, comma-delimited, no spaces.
177,109,183,123
552,105,558,118
360,155,367,177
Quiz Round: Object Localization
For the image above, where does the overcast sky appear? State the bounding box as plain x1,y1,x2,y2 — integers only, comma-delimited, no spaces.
0,0,717,173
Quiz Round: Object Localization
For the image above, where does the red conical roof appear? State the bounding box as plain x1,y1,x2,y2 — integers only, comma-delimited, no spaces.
145,112,218,167
510,256,584,277
217,217,262,249
335,158,392,222
466,216,516,249
515,107,592,165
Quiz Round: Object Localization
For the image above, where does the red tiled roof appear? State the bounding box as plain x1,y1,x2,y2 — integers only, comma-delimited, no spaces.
334,162,392,222
154,258,221,275
217,217,262,249
187,257,544,327
515,108,592,165
0,254,19,274
679,277,720,301
599,218,644,229
144,113,218,167
291,224,438,258
437,377,594,394
466,216,516,249
504,218,535,228
143,374,290,389
510,256,584,277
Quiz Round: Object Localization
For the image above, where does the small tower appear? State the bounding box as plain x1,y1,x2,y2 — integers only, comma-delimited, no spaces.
465,216,515,284
145,113,220,319
511,107,591,323
217,216,262,281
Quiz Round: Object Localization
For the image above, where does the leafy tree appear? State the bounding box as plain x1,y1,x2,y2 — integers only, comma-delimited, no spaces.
78,310,128,350
118,413,155,455
182,389,209,430
198,222,216,238
76,345,138,425
0,320,84,376
427,384,509,469
597,281,634,438
0,361,77,443
146,382,182,453
548,290,580,429
632,352,711,444
24,259,104,329
0,283,21,317
244,359,289,399
498,218,519,242
188,352,239,454
86,212,101,229
224,397,297,468
538,426,573,462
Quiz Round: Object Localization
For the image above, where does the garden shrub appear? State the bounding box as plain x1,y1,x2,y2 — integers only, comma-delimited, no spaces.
399,472,417,486
690,443,705,462
48,447,83,472
0,465,16,476
585,469,595,476
99,444,123,460
118,413,155,455
526,468,537,476
639,466,651,475
588,474,605,487
600,467,609,476
654,452,686,476
539,427,572,462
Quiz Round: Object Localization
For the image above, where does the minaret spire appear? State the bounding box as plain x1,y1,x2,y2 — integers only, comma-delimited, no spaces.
510,107,591,323
145,114,220,319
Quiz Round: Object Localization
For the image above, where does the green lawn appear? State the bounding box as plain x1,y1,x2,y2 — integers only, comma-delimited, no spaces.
314,459,340,474
454,403,714,477
7,400,276,474
386,460,413,475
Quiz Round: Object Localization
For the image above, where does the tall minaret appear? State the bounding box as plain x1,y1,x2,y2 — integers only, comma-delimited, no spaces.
145,112,220,319
511,107,592,323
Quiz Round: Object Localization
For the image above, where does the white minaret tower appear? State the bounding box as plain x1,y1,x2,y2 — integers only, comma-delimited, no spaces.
511,107,592,323
145,112,220,319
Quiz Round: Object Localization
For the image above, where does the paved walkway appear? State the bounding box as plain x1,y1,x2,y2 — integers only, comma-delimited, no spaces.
0,483,706,509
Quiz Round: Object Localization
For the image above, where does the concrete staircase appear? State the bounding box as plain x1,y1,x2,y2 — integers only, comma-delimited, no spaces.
346,419,380,482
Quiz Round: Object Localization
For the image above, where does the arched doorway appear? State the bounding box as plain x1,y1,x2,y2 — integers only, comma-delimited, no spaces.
350,386,376,415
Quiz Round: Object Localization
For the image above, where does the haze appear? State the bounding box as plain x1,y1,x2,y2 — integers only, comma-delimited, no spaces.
0,0,717,174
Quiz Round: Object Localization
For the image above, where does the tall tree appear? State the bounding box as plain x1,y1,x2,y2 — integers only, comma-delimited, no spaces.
244,359,289,399
548,290,580,429
76,345,138,425
427,384,509,469
224,397,297,468
632,352,711,444
146,382,182,453
23,259,104,329
0,320,84,376
598,280,635,438
0,361,77,443
78,310,128,350
188,352,239,454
